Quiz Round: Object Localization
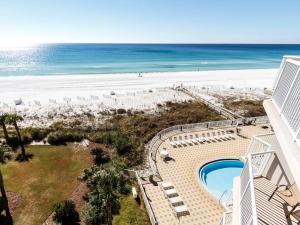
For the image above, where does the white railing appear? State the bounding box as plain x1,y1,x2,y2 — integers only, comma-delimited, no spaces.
135,172,158,225
251,151,274,178
143,116,269,177
272,56,300,141
246,134,273,155
219,211,233,225
240,155,258,225
240,134,276,225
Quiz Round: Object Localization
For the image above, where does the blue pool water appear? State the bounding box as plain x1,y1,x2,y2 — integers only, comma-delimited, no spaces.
200,159,244,200
1,44,300,76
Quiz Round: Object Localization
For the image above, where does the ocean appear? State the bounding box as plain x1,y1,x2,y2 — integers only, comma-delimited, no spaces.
1,44,300,76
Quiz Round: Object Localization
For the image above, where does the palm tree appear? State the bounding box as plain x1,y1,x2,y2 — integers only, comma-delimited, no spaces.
5,114,26,159
0,114,9,142
83,162,129,225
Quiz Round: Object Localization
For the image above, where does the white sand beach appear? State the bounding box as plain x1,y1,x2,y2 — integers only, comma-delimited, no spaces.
0,69,277,127
0,69,276,104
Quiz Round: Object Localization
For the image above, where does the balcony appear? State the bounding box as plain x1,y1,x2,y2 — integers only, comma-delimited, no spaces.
239,134,300,225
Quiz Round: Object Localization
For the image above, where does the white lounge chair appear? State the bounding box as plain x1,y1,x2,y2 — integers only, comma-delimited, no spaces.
206,134,215,142
185,140,193,145
227,133,235,139
174,141,182,146
164,188,179,198
161,182,174,190
174,204,189,217
180,141,187,145
170,141,177,147
196,137,205,143
160,150,169,159
168,196,184,207
223,130,234,139
201,134,209,142
191,139,198,144
219,131,229,139
212,132,222,141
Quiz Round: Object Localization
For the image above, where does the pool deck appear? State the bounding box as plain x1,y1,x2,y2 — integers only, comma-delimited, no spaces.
140,124,271,225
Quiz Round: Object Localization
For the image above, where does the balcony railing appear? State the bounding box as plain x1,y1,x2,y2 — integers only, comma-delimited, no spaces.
240,155,258,225
239,134,276,225
273,56,300,141
219,211,233,225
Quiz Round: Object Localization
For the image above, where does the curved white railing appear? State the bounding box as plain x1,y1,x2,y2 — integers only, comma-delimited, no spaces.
143,116,269,177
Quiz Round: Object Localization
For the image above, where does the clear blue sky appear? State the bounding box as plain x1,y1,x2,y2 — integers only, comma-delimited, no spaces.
1,0,300,45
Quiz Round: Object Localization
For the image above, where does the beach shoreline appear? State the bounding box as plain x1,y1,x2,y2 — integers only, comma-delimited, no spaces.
0,69,276,104
0,68,276,127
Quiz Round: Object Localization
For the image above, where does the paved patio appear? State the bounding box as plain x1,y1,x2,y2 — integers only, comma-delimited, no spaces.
141,124,271,225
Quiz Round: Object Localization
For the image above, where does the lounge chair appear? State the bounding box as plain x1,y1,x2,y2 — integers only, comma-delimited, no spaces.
191,139,198,144
180,141,187,146
168,196,184,207
226,131,235,139
173,204,190,217
222,130,231,139
164,188,179,198
174,141,182,146
202,134,209,143
160,150,169,159
161,181,174,190
207,133,215,142
212,132,222,141
220,131,230,140
185,140,193,145
170,141,177,147
196,137,205,143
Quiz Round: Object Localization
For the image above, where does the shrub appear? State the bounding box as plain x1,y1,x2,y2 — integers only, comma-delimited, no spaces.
21,131,33,145
112,134,132,155
28,127,49,141
0,145,13,164
52,200,80,225
116,108,126,114
90,147,110,165
50,121,65,131
6,136,21,150
89,131,114,145
48,131,84,145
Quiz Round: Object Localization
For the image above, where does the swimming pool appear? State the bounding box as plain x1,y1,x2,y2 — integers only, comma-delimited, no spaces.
199,159,244,201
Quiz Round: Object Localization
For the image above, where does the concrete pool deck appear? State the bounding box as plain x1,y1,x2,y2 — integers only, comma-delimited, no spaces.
140,124,272,225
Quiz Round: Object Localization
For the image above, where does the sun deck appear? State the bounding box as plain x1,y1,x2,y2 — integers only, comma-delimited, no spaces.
140,124,271,225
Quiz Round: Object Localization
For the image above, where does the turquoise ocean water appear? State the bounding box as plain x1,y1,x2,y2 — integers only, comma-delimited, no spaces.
1,44,300,76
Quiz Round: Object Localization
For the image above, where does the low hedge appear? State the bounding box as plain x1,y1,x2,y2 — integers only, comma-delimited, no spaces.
47,131,84,145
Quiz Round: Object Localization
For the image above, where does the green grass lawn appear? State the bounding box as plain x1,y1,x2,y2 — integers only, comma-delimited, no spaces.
1,145,91,225
113,195,150,225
